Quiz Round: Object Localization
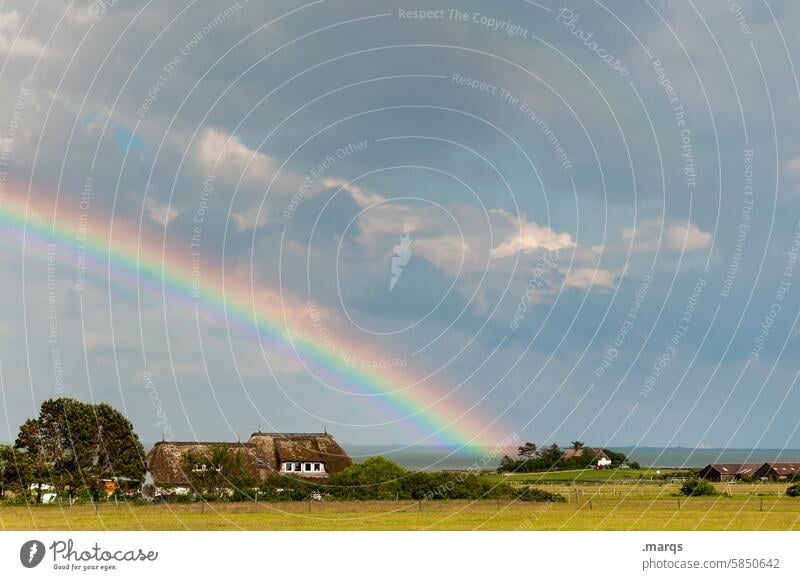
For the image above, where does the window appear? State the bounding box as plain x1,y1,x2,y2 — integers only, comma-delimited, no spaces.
257,457,265,467
285,463,292,472
314,463,321,471
305,463,312,472
295,462,301,472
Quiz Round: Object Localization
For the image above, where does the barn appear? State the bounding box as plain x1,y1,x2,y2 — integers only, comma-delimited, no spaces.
145,432,352,488
753,462,800,481
697,463,762,482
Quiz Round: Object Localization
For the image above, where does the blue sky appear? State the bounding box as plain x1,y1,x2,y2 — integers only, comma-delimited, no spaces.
1,0,800,449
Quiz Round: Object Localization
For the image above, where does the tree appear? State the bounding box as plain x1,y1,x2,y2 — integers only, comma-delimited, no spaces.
570,441,585,452
787,483,800,498
182,445,256,499
14,398,146,503
498,455,517,472
0,444,13,498
517,442,538,460
328,456,406,500
538,443,565,469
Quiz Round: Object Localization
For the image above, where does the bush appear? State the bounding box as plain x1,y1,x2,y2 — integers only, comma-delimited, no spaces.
515,487,565,503
253,457,566,503
786,483,800,497
680,478,717,497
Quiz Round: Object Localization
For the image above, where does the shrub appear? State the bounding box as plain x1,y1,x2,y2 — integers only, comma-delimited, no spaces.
680,478,717,497
786,483,800,497
254,457,566,503
515,487,565,503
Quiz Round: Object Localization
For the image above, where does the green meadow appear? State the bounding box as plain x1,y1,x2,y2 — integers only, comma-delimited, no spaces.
2,492,799,531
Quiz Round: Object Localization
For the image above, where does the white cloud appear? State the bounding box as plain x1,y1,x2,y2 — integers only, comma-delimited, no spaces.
624,219,711,253
562,267,618,289
667,222,712,251
0,12,48,57
321,178,384,207
194,126,283,186
145,197,181,226
490,209,575,258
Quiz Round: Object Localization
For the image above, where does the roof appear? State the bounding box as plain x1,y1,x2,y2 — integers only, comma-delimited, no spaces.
249,432,353,474
761,462,800,473
145,432,352,485
562,447,610,461
145,442,260,485
702,464,762,475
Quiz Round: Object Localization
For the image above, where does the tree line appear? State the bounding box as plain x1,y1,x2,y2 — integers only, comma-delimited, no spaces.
498,440,640,473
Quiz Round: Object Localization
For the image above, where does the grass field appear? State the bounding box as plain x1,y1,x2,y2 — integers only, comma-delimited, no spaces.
2,494,799,530
494,468,665,482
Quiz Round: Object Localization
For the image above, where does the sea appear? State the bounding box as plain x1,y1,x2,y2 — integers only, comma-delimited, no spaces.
340,444,800,471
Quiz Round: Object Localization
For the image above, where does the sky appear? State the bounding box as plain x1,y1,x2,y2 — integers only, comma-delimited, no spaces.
1,0,800,450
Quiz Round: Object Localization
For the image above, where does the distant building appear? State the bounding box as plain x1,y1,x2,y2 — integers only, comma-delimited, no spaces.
698,464,765,482
596,457,612,469
562,447,610,463
145,432,352,488
698,463,762,483
753,462,800,481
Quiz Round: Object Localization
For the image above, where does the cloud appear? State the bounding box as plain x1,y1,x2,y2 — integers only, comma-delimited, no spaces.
562,267,618,289
624,219,711,253
145,197,181,226
667,222,712,251
490,209,575,258
321,178,384,207
193,127,283,187
0,12,48,57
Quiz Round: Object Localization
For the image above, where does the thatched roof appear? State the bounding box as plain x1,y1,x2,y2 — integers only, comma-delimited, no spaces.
145,432,352,485
249,432,353,474
562,447,609,461
145,442,259,486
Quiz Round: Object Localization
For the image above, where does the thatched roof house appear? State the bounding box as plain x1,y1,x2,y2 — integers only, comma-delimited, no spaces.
145,432,352,486
562,447,610,462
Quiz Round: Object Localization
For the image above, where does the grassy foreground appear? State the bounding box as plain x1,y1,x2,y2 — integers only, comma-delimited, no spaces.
1,496,799,531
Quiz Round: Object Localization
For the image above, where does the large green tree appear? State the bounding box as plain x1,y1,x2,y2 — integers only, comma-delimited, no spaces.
181,445,257,498
14,398,145,502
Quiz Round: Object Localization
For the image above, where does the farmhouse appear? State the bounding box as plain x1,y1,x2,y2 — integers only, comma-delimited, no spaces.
562,447,610,463
145,432,352,487
697,464,762,482
753,462,800,481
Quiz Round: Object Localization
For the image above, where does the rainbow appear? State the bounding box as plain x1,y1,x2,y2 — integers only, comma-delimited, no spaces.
0,187,505,448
